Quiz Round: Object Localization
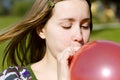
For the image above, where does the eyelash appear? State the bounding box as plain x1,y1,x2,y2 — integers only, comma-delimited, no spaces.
61,23,90,30
81,25,90,30
62,25,90,30
62,26,72,29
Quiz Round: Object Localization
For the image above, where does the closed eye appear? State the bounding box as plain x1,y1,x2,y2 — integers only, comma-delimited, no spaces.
80,18,90,30
60,21,72,29
62,26,72,29
81,25,90,30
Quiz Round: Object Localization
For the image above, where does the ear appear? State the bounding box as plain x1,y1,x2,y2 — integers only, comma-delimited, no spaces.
36,28,45,39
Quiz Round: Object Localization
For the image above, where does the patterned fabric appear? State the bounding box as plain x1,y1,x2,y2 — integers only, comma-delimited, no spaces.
0,66,32,80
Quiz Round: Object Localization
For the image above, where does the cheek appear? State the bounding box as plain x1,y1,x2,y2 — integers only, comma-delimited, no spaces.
83,30,90,43
55,32,72,51
45,28,72,52
60,34,71,45
53,27,72,46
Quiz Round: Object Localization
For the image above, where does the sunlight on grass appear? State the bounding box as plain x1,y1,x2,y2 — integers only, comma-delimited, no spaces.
90,28,120,43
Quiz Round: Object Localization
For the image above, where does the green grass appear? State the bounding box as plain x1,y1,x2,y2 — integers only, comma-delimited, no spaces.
90,28,120,43
0,16,21,71
0,16,21,29
0,38,9,71
0,16,21,57
0,16,21,51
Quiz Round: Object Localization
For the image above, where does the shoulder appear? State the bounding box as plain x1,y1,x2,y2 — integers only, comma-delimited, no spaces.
0,66,32,80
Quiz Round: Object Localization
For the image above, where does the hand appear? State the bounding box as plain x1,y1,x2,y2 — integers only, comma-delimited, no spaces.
57,47,80,80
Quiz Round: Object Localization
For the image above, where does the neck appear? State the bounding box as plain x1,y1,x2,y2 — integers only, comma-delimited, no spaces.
42,52,57,70
31,52,58,80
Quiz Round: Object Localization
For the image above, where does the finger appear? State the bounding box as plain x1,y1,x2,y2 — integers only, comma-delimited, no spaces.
57,47,75,64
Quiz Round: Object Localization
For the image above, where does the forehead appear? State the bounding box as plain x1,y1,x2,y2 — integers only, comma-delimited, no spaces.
52,0,90,20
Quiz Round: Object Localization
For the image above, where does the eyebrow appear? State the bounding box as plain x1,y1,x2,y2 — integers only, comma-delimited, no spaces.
80,18,90,24
59,18,75,21
59,18,90,23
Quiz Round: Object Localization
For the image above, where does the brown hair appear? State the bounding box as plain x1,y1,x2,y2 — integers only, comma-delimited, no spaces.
0,0,92,69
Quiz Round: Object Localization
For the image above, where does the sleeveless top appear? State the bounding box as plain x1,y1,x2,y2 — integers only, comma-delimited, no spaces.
0,65,37,80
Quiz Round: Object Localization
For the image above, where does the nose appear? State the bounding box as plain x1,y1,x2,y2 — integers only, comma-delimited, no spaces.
72,27,83,43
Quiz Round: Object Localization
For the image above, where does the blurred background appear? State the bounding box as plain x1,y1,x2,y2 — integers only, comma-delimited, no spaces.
0,0,120,71
91,0,120,43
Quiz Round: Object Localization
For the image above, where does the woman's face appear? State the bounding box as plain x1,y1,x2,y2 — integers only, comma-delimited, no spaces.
39,0,91,57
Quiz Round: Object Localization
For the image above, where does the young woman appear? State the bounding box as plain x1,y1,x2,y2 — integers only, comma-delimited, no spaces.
0,0,92,80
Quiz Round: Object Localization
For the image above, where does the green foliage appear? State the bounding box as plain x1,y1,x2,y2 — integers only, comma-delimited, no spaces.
10,0,34,16
0,4,9,15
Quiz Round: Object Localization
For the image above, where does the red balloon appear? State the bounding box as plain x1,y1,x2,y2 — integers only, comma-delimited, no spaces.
70,40,120,80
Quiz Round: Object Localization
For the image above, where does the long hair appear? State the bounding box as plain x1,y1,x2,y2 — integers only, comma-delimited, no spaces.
0,0,92,69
